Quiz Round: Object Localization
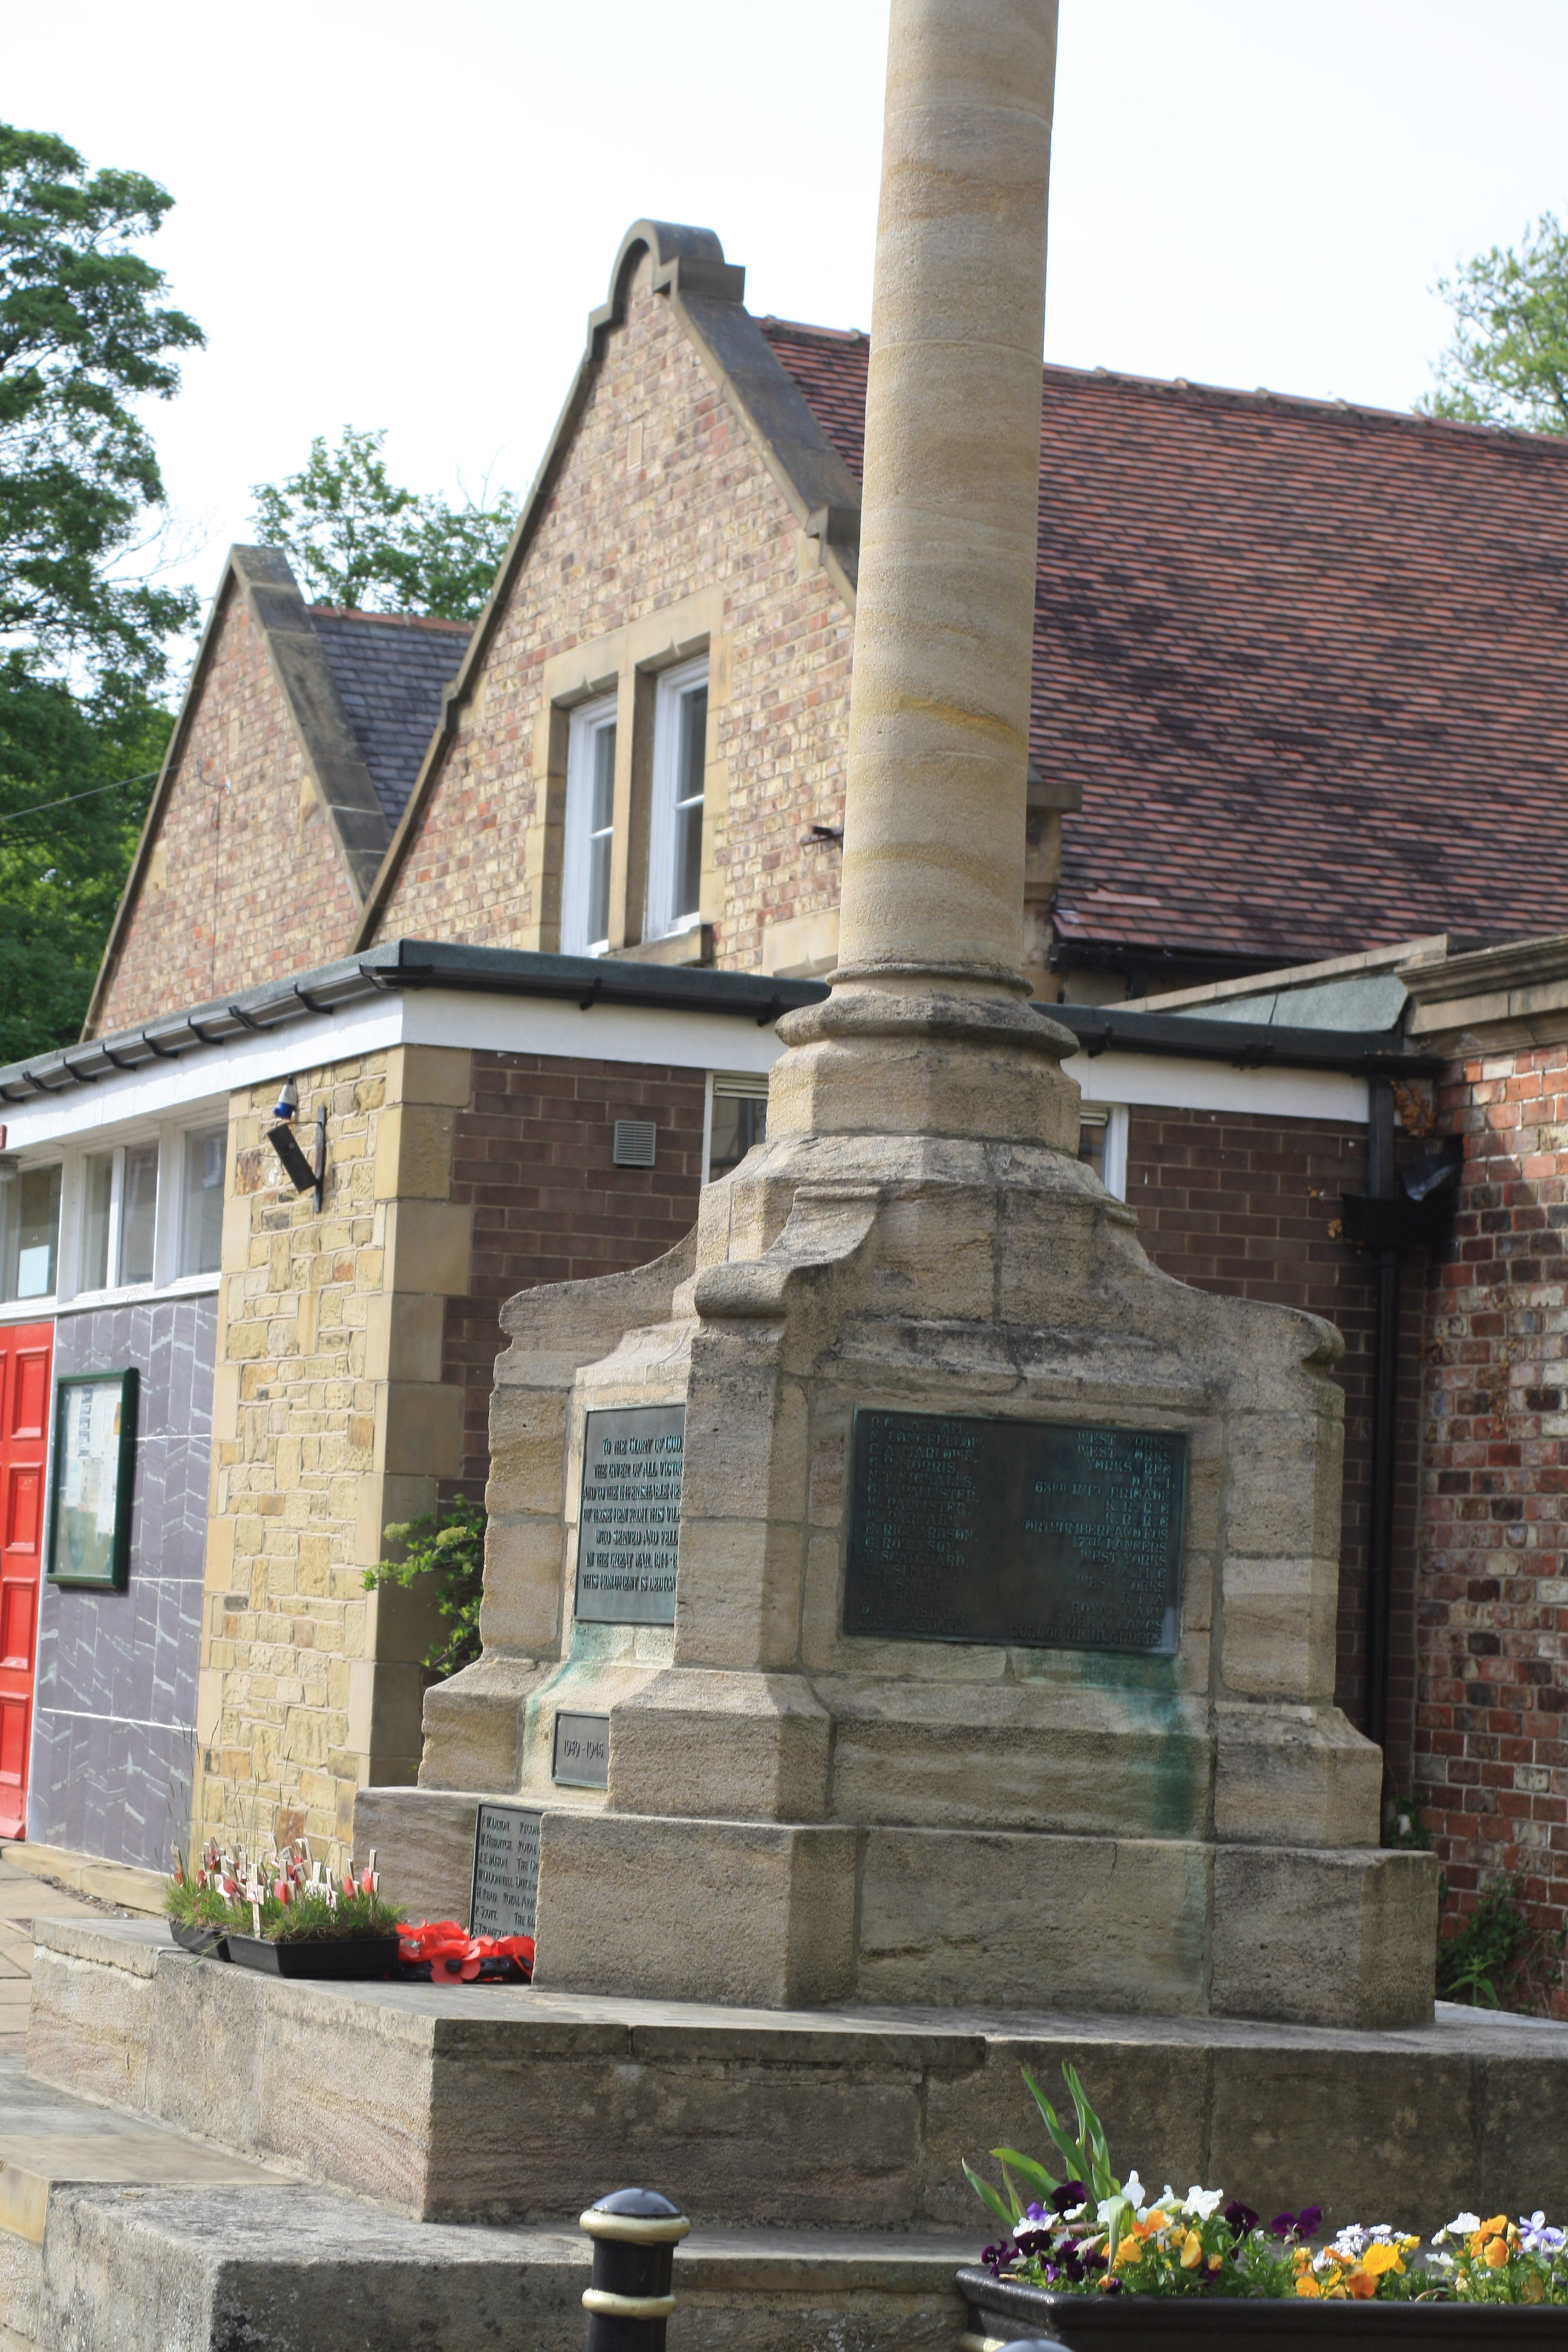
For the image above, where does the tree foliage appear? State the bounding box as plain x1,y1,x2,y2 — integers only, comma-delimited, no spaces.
1,122,202,688
250,426,514,622
1422,213,1568,436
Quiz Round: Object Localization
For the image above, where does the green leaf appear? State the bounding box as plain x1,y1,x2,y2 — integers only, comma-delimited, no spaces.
990,2148,1058,2200
963,2161,1016,2230
996,2160,1025,2225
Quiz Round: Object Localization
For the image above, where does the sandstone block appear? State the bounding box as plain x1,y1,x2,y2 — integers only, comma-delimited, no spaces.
1210,1845,1439,2030
1213,1702,1382,1849
486,1387,569,1517
535,1811,857,2006
480,1514,566,1653
609,1668,832,1821
1221,1553,1339,1702
856,1828,1209,2013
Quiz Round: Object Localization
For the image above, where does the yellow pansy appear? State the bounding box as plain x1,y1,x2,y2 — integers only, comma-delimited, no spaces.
1114,2234,1145,2269
1484,2236,1510,2271
1180,2232,1203,2270
1296,2274,1321,2298
1361,2243,1404,2276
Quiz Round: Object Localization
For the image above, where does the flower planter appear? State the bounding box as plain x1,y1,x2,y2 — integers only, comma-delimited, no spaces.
224,1933,402,1979
958,2269,1564,2349
168,1919,228,1961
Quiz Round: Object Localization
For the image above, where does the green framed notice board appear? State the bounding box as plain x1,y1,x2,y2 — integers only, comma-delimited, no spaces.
47,1368,137,1590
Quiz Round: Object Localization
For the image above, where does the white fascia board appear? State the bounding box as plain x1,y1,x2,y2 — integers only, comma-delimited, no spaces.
1067,1048,1368,1126
398,988,784,1075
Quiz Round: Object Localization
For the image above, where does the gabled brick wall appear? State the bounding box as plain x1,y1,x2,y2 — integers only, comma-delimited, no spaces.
95,590,363,1033
1418,1046,1568,1943
370,253,853,970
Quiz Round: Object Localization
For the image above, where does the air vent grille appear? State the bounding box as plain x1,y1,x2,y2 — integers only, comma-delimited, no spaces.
612,1119,658,1168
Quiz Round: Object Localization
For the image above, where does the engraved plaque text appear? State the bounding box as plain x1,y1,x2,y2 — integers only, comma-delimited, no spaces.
574,1404,685,1624
844,1410,1185,1654
553,1709,610,1788
469,1802,542,1939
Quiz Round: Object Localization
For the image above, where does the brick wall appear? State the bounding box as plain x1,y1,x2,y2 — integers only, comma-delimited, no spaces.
1123,1106,1422,1779
443,1050,708,1491
95,587,362,1034
371,253,854,970
1417,1046,1568,1943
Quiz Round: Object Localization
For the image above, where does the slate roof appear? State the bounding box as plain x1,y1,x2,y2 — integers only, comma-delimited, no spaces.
762,318,1568,973
308,607,471,831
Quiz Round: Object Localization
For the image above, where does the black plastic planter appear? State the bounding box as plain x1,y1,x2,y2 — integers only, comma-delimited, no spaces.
224,1933,401,1979
958,2268,1564,2349
168,1919,228,1961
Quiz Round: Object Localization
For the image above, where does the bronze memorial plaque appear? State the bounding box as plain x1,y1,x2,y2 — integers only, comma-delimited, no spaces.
469,1802,542,1939
844,1410,1185,1654
573,1403,685,1624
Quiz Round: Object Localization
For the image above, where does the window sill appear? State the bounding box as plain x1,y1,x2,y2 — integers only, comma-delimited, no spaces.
0,1272,223,1324
609,922,713,970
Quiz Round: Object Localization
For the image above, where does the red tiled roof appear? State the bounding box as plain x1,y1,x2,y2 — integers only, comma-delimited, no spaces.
762,319,1568,969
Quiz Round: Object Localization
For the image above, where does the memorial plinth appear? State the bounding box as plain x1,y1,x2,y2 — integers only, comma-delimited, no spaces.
362,0,1436,2028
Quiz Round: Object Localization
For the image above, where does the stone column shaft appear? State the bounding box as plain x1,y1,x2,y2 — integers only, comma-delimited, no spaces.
836,0,1059,996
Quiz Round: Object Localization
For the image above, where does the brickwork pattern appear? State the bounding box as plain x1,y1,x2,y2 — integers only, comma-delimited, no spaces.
1418,1047,1568,1943
95,591,362,1034
1125,1108,1421,1773
196,1053,389,1860
443,1051,707,1489
373,261,853,969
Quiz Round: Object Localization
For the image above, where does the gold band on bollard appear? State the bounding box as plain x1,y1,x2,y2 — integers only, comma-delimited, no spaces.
581,2288,678,2319
578,2209,691,2245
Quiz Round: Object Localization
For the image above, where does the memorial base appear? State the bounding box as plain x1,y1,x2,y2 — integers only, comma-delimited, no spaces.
409,989,1437,2030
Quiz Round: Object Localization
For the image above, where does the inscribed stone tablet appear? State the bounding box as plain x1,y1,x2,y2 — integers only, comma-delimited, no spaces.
469,1802,542,1939
844,1410,1185,1655
553,1710,610,1788
574,1404,685,1624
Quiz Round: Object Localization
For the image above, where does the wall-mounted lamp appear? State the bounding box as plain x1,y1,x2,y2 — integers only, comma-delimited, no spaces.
267,1079,325,1212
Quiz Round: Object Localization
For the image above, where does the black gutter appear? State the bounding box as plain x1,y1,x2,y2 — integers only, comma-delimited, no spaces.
1050,1005,1441,1077
0,941,1438,1109
0,940,831,1105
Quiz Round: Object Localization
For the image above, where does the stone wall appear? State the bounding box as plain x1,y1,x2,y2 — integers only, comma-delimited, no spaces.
1417,1044,1568,1949
94,584,362,1034
370,253,854,972
30,1296,216,1869
1124,1106,1423,1782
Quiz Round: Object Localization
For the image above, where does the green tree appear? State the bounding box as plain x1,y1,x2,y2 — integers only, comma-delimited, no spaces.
1422,212,1568,435
0,665,171,1061
250,427,514,622
1,123,203,686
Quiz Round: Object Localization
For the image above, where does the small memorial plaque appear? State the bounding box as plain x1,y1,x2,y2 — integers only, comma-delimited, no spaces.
553,1709,610,1788
574,1403,685,1624
469,1802,542,1939
844,1410,1186,1655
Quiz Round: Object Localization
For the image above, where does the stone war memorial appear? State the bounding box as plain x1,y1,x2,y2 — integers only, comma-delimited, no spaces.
15,3,1568,2346
374,0,1433,2027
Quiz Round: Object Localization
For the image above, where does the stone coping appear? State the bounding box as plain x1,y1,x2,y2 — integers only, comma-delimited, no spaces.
34,1915,1568,2062
0,1840,165,1918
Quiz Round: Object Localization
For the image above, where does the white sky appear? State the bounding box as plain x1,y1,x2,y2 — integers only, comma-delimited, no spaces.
7,0,1566,658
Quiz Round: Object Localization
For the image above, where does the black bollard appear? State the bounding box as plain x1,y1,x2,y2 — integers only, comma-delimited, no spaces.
580,2186,690,2352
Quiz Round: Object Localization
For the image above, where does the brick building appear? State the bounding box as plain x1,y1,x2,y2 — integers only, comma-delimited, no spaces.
4,214,1568,1989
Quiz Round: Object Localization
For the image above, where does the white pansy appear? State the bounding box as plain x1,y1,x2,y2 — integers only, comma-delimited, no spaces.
1446,2212,1481,2236
1183,2187,1224,2220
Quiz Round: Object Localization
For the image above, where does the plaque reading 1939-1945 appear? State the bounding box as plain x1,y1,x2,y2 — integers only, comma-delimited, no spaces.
574,1404,684,1625
469,1802,541,1939
844,1410,1186,1655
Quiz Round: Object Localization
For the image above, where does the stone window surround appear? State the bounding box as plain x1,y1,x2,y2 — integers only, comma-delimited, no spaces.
0,1103,232,1325
524,585,730,965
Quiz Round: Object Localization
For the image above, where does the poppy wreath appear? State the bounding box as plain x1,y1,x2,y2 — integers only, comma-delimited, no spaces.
396,1919,534,1983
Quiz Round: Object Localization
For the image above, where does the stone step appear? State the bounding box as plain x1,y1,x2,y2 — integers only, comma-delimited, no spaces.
25,1914,1568,2239
0,2053,970,2352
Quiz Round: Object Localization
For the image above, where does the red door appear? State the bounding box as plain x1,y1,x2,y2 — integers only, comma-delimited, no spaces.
0,1323,53,1840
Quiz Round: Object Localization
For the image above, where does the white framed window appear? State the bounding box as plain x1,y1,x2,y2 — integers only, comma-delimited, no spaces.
704,1071,769,1183
117,1142,159,1287
645,655,708,941
1077,1105,1129,1201
561,693,618,955
79,1149,118,1292
0,1162,62,1302
180,1126,226,1276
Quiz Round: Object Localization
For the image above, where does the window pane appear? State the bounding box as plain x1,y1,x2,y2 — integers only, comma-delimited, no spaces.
708,1093,766,1181
587,720,615,946
119,1143,158,1285
587,829,612,950
1078,1116,1108,1184
181,1127,226,1276
82,1152,114,1290
673,688,707,921
591,720,616,834
1,1165,61,1301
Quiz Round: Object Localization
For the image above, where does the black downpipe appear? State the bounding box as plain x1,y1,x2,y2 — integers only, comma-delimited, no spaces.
1364,1077,1399,1756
